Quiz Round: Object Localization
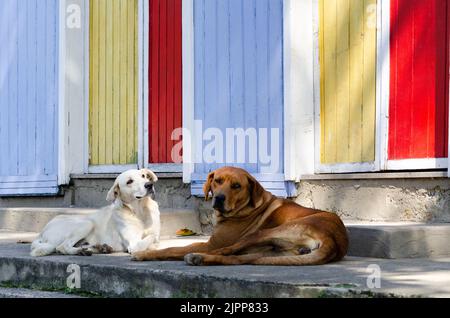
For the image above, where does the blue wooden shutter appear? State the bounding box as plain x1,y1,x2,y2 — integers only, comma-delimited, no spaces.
0,0,59,196
191,0,293,197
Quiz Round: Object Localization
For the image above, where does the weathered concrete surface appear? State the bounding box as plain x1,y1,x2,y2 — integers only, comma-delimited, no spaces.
0,287,83,298
347,222,450,258
295,178,450,222
0,208,202,237
0,243,450,298
0,176,201,210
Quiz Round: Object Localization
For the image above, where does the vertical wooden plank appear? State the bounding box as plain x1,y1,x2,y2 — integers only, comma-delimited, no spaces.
104,0,113,164
173,0,183,161
319,0,325,164
8,0,19,175
0,0,9,175
50,0,58,173
98,0,107,164
204,0,218,169
410,0,430,159
256,0,270,171
193,0,205,173
36,0,46,175
149,0,160,163
158,0,168,163
17,0,27,176
229,0,244,168
436,0,449,158
268,0,284,173
166,0,175,162
362,0,377,162
321,0,338,163
112,0,120,164
119,0,128,164
335,0,350,163
348,0,364,163
89,0,99,165
26,0,37,175
127,0,138,163
243,0,257,172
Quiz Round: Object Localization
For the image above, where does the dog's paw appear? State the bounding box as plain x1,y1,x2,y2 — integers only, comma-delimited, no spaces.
78,248,93,257
184,253,204,266
131,251,145,261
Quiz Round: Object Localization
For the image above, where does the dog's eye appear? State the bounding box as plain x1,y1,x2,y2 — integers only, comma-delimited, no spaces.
215,179,223,185
127,179,134,185
142,174,146,179
231,183,241,189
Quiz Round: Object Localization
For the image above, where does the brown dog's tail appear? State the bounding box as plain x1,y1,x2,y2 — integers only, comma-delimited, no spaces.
250,237,338,266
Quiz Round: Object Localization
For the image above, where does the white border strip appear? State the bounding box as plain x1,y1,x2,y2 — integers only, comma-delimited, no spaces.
378,0,390,171
284,0,315,181
182,0,195,183
84,0,90,173
387,158,448,170
88,164,138,174
58,0,68,184
315,162,377,174
143,0,150,170
137,0,144,169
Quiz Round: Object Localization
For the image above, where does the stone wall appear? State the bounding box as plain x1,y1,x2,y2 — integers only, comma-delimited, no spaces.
295,178,450,222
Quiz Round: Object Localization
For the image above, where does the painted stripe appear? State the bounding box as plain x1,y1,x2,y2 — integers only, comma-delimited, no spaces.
89,0,138,166
319,0,377,164
0,0,59,195
149,0,182,164
388,0,449,160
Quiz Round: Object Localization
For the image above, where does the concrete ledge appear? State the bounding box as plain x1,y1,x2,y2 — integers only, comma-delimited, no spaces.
71,173,183,179
1,244,450,297
300,171,448,180
0,287,83,298
0,208,202,236
347,223,450,259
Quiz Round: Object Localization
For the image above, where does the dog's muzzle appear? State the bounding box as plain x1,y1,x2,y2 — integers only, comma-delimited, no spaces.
145,182,156,199
212,194,226,213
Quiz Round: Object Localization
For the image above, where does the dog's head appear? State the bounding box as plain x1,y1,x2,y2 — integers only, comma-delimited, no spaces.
106,169,158,204
203,167,265,218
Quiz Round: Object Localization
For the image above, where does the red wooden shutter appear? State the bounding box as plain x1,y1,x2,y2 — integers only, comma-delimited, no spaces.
149,0,182,163
389,0,449,161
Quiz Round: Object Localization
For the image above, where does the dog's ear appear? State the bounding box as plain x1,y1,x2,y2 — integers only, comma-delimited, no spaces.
203,171,215,201
106,182,120,203
247,173,265,207
143,169,158,182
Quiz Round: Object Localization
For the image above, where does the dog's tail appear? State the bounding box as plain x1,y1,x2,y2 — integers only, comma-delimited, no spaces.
251,238,339,266
30,239,55,257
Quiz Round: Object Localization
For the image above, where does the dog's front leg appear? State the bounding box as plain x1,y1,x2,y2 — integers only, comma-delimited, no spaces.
128,234,158,254
131,242,211,261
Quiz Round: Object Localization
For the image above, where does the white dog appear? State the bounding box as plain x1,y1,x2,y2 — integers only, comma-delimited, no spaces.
30,169,161,257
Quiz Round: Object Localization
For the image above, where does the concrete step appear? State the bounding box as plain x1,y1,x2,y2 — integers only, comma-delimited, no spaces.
0,242,449,297
0,207,202,237
346,222,450,259
0,287,85,298
2,208,449,259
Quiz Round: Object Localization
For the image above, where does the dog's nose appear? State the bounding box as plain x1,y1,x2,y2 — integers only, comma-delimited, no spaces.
145,182,153,190
213,194,225,210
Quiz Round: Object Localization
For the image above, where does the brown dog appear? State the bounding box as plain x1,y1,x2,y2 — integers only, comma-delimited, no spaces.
132,167,348,265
